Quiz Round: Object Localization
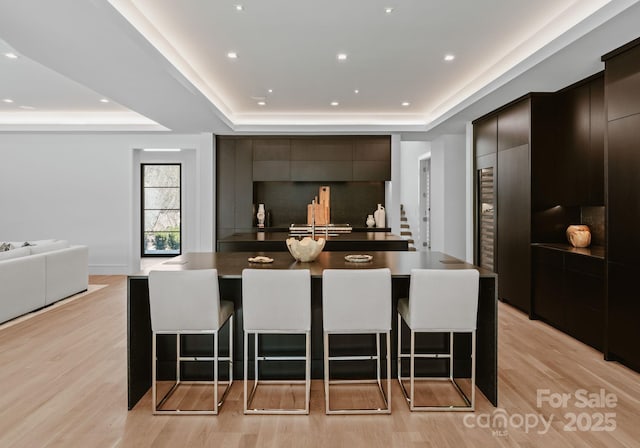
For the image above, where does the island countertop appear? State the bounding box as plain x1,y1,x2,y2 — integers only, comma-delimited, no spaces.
216,231,409,252
132,250,496,278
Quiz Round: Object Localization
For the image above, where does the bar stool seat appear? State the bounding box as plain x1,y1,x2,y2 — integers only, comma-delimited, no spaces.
148,269,234,415
242,269,311,414
398,268,479,411
322,268,392,414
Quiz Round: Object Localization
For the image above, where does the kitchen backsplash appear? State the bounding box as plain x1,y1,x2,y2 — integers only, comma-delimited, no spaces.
581,206,605,246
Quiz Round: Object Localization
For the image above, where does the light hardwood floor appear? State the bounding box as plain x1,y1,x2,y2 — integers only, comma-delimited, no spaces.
0,275,638,447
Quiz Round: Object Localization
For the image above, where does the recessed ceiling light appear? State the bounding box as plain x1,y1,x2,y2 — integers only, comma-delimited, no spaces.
330,101,339,107
384,7,394,14
4,52,18,59
235,4,243,11
258,101,266,106
444,54,455,61
337,53,347,61
2,98,14,103
227,52,238,59
19,105,36,110
99,98,109,103
354,89,359,94
267,89,273,94
402,102,410,107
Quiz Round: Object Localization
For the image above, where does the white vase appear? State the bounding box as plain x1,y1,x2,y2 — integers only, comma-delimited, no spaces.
374,204,385,228
366,214,375,228
256,203,265,228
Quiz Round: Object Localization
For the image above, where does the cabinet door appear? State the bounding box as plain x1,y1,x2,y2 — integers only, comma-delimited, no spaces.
498,100,530,151
353,137,391,180
563,84,591,206
474,116,497,157
532,247,565,328
290,138,353,160
290,138,353,181
234,140,254,229
253,139,290,181
607,114,640,265
607,262,640,369
497,144,531,312
216,138,236,238
588,77,605,204
605,45,640,121
564,255,604,350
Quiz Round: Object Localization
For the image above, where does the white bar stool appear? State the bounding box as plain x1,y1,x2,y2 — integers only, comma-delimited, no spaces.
242,269,311,414
397,269,479,411
148,269,234,415
322,268,392,414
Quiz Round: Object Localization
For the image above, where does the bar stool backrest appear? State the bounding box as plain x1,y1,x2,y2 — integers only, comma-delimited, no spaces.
148,269,221,332
408,269,479,331
242,269,311,332
322,268,391,332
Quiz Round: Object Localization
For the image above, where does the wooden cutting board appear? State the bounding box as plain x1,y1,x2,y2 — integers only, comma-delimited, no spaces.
307,203,329,225
319,186,330,223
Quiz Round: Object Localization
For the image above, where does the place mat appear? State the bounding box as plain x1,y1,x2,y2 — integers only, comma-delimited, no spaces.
344,254,373,263
248,256,274,264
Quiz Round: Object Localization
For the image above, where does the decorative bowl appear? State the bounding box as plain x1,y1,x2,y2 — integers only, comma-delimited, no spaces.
566,225,591,248
286,236,325,262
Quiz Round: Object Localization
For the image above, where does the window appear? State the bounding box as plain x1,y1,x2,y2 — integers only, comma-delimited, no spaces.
141,164,181,256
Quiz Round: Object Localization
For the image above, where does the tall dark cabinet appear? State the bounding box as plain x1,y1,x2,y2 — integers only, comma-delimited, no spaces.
473,97,533,314
474,76,605,323
602,38,640,371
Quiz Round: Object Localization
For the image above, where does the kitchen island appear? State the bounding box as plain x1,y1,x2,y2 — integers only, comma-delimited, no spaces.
217,231,409,252
128,251,497,409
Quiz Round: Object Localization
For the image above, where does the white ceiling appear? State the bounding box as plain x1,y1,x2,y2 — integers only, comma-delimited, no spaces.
1,0,640,136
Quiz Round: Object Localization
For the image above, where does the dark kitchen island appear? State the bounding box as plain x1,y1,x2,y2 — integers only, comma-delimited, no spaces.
127,250,497,409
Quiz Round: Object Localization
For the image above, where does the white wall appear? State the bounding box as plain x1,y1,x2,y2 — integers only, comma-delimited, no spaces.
0,133,214,274
430,139,445,253
429,134,467,259
399,141,430,248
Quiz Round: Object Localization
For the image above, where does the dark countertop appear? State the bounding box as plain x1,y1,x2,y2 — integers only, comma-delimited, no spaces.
253,226,392,233
217,231,410,252
132,250,496,278
219,231,405,243
531,242,605,260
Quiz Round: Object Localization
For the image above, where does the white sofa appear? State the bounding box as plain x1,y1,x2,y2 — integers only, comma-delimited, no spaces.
0,240,89,323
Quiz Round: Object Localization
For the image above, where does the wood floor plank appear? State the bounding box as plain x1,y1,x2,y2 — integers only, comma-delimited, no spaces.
0,275,638,447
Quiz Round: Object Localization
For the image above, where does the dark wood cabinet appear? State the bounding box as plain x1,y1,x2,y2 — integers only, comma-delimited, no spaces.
498,100,530,151
216,135,391,240
474,75,605,320
532,246,604,350
532,247,565,328
290,138,354,180
252,139,290,181
497,142,531,312
604,42,640,121
473,98,532,314
290,160,353,181
474,116,497,157
603,39,640,371
588,77,605,204
216,138,253,240
606,113,640,266
607,262,640,370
